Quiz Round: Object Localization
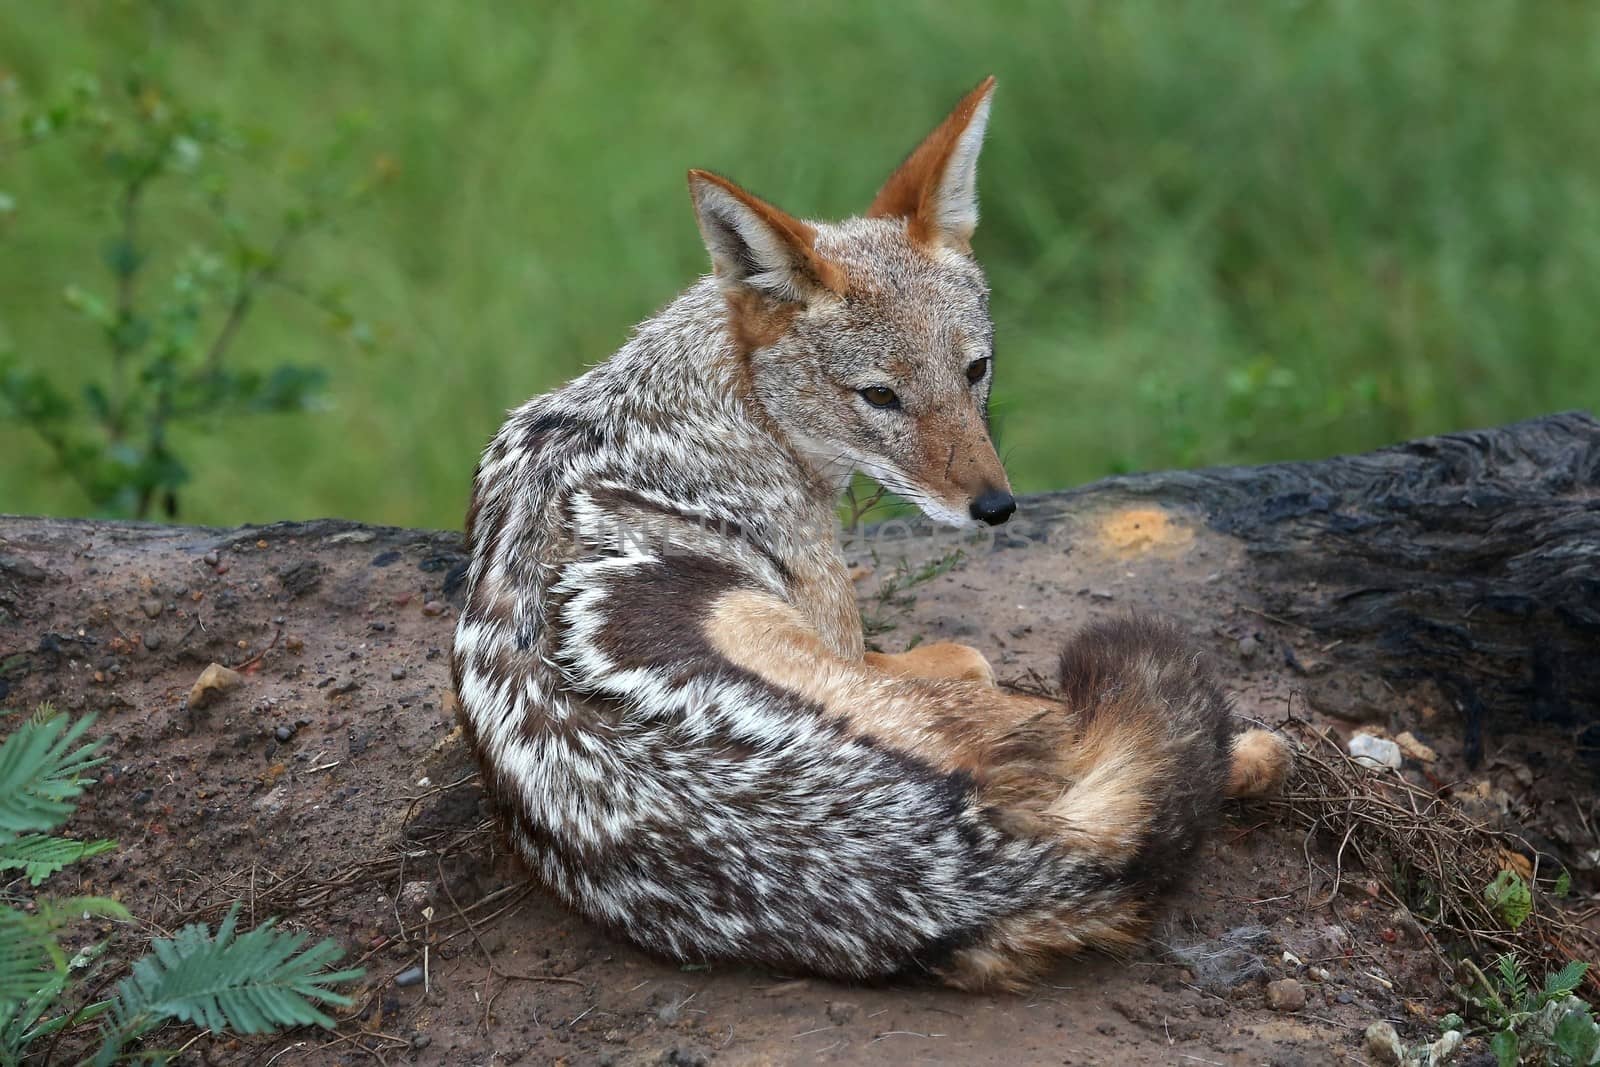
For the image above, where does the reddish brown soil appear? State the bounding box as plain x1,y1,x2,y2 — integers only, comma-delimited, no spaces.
2,506,1587,1065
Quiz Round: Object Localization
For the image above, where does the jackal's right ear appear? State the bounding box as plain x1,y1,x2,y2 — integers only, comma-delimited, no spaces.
869,76,995,253
688,170,844,303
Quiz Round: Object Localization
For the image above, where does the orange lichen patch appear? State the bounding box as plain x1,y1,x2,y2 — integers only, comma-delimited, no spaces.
1093,506,1195,558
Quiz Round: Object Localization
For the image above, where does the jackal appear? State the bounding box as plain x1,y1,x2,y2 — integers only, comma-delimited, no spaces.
451,77,1290,989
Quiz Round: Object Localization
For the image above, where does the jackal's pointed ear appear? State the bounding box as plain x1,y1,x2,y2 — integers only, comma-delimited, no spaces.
688,170,845,303
868,76,995,253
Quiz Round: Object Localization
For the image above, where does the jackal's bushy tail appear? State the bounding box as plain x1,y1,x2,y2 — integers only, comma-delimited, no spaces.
943,617,1290,988
1050,616,1288,891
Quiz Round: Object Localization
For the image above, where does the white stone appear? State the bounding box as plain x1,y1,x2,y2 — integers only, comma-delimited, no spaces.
1349,733,1403,770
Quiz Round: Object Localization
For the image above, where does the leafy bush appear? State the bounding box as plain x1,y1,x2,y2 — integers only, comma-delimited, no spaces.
0,708,362,1064
0,70,379,519
1455,953,1599,1066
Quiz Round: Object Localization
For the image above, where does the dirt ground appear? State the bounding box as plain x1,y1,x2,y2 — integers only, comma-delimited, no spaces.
1,500,1592,1065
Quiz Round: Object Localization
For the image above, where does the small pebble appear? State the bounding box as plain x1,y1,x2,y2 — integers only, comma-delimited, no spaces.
421,600,447,617
140,598,163,619
399,881,434,911
1363,1021,1404,1065
391,665,407,681
143,632,163,652
203,550,220,567
1237,634,1261,661
1348,733,1402,770
1265,977,1306,1012
285,634,305,652
395,966,425,988
274,725,295,743
188,663,244,710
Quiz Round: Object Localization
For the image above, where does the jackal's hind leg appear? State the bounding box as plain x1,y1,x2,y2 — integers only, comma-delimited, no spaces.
864,641,997,685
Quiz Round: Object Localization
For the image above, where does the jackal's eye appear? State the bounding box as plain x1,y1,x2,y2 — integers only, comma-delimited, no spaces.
858,386,900,410
965,357,991,385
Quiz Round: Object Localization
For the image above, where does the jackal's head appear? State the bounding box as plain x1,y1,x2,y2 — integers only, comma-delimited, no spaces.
689,77,1014,527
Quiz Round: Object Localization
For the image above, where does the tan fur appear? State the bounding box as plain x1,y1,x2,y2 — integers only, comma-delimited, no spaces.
865,641,996,684
724,289,801,358
1046,698,1174,862
704,589,1054,776
911,406,1012,516
941,907,1147,991
1225,728,1293,798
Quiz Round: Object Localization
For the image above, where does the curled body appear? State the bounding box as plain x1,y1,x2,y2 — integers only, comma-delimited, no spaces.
451,79,1291,989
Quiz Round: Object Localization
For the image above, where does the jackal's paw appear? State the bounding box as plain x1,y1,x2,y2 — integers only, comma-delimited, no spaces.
1224,728,1293,798
865,642,997,686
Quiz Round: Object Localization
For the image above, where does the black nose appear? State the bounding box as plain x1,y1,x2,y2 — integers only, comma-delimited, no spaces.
969,489,1016,526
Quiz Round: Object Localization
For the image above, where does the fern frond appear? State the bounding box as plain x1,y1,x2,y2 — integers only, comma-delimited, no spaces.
97,904,362,1060
0,834,117,886
1543,960,1590,1002
0,712,104,838
1496,952,1532,1008
0,906,68,1005
33,896,130,928
0,970,68,1063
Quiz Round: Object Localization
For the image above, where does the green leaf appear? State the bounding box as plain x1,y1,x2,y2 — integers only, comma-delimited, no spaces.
97,903,363,1060
0,969,69,1063
0,834,117,885
0,906,68,1005
101,237,143,280
1554,869,1572,899
1552,1006,1600,1065
1543,961,1590,1002
252,364,328,413
0,713,104,838
1490,1028,1519,1067
34,896,132,928
1493,952,1533,1014
1438,1012,1464,1032
82,382,112,424
0,363,75,423
62,285,115,329
1485,870,1534,931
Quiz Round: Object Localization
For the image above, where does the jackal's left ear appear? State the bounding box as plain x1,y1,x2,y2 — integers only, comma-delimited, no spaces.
868,76,995,253
688,170,845,303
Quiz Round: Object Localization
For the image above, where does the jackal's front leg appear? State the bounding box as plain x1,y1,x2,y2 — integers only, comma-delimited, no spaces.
865,642,996,686
703,590,1049,774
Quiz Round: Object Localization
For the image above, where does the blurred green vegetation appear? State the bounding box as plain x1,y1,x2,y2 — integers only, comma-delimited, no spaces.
3,1,1598,528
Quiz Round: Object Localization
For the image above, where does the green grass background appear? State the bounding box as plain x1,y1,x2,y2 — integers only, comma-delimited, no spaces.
3,1,1598,529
